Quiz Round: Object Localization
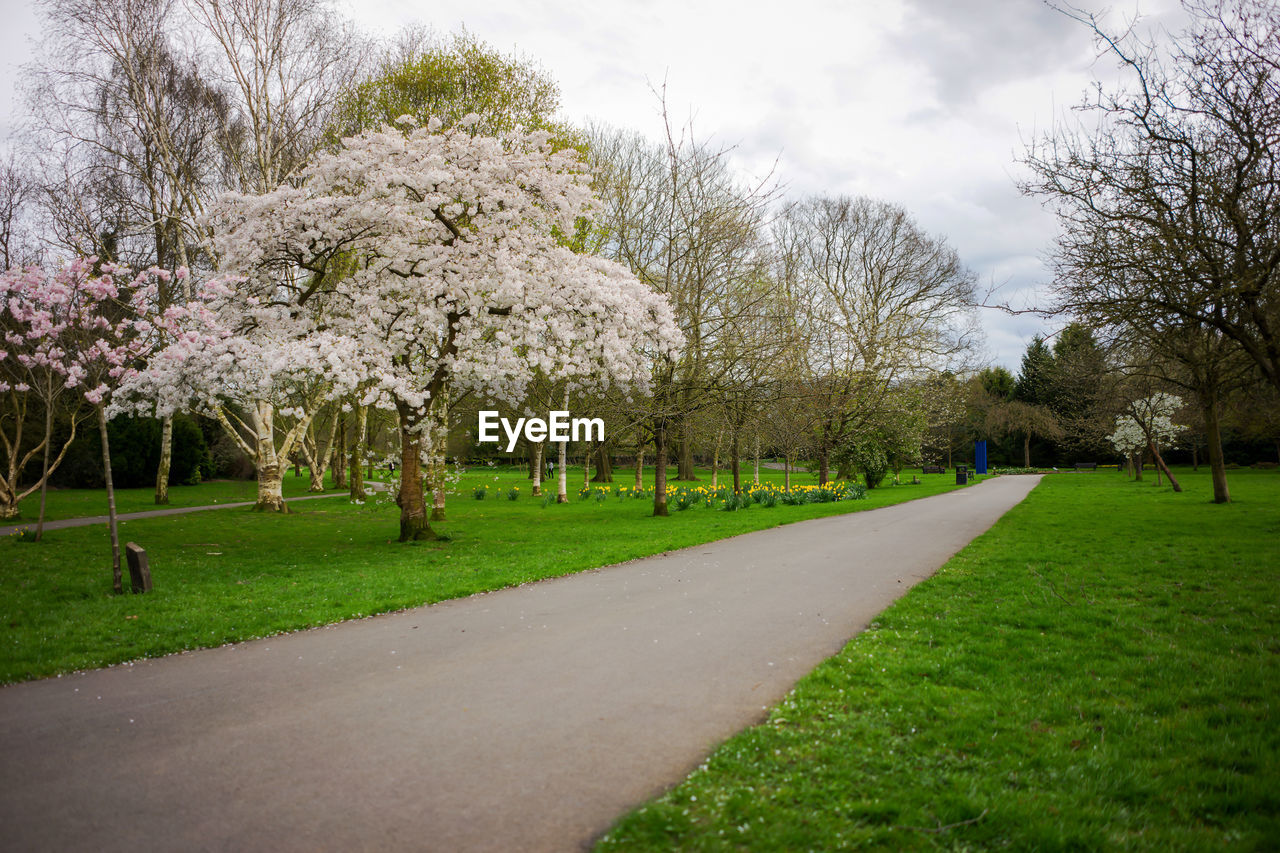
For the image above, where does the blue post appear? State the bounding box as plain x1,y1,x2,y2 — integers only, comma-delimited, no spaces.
975,440,987,475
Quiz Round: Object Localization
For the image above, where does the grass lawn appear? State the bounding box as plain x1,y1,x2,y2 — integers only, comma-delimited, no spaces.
596,468,1280,851
0,464,975,684
8,471,344,523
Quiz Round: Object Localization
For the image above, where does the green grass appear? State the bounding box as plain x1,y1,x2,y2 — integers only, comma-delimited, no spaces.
7,471,345,523
596,468,1280,851
0,464,974,684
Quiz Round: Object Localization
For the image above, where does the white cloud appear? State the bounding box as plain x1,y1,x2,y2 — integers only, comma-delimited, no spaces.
2,0,1179,370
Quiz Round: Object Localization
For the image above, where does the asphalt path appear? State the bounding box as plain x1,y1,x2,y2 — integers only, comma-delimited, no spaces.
0,474,1041,852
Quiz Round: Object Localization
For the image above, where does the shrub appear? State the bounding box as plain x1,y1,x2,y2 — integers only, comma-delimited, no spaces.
854,440,889,489
843,482,868,500
473,486,487,500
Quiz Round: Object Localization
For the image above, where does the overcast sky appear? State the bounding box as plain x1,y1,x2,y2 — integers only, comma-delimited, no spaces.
0,0,1184,372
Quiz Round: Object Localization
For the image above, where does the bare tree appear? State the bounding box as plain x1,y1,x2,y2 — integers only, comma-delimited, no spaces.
1024,1,1280,393
774,194,980,483
185,0,370,193
587,109,779,514
0,157,42,269
28,0,241,502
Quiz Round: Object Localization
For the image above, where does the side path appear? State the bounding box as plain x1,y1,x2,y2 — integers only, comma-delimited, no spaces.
0,475,1042,853
0,482,390,537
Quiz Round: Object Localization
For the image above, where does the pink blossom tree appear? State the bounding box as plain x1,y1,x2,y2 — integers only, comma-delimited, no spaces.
2,259,173,590
0,266,89,528
211,116,681,540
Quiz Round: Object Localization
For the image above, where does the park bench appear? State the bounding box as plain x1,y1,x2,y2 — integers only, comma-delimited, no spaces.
922,465,945,474
1074,462,1097,471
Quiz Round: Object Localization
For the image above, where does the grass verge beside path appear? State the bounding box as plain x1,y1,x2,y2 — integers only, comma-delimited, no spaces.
597,469,1280,851
9,473,344,523
0,467,972,684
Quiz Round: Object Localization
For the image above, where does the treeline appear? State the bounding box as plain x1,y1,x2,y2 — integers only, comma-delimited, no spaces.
2,0,1278,552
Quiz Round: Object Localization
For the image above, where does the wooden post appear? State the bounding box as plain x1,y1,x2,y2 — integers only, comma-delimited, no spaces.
125,542,152,594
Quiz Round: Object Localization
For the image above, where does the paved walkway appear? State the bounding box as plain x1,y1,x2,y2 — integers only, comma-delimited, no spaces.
0,475,1041,852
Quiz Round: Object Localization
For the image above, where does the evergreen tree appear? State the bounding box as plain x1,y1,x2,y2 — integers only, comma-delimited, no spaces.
1050,323,1111,453
1015,337,1056,406
978,366,1015,400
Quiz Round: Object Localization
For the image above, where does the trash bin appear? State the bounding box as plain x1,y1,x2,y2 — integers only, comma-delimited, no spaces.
956,466,968,485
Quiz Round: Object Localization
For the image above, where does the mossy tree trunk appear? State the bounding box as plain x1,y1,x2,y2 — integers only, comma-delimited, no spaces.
348,404,367,501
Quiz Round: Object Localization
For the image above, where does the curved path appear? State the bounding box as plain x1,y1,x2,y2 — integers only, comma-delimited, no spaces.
0,475,1040,852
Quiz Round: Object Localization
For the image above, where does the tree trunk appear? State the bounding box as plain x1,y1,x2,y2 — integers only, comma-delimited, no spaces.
591,441,613,482
428,387,449,521
430,428,447,522
333,419,348,489
677,422,697,481
652,418,669,516
396,404,435,541
1133,451,1143,481
35,393,55,541
558,387,570,503
307,455,326,492
255,459,286,512
527,441,537,479
753,435,760,485
784,454,792,491
302,416,336,492
531,440,544,496
349,404,367,501
818,443,830,486
557,438,568,503
154,415,172,505
252,402,286,512
97,406,123,594
583,442,592,489
835,459,854,480
1147,440,1182,492
1191,445,1199,472
731,431,741,494
1023,433,1032,468
1201,391,1231,504
710,429,722,490
634,429,644,491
